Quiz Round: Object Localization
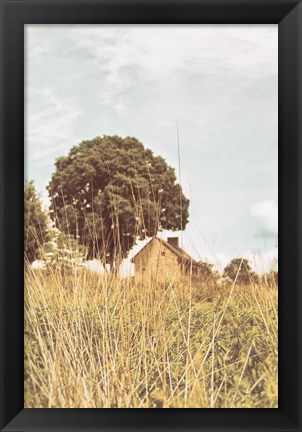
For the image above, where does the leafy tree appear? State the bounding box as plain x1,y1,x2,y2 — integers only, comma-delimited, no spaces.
48,135,190,270
198,260,219,288
223,258,255,285
198,261,215,280
44,231,88,271
24,181,50,263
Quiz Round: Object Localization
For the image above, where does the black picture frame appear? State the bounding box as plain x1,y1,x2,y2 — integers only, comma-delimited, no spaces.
0,0,301,431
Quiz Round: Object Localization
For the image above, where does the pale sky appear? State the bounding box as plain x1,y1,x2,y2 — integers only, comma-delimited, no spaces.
25,25,278,273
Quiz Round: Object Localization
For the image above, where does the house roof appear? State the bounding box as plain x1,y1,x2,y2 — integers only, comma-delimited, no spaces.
131,236,200,265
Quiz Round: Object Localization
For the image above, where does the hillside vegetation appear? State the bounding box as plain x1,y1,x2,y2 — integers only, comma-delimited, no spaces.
24,265,278,408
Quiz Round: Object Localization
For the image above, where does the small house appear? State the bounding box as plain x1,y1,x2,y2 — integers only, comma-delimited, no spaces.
131,236,201,283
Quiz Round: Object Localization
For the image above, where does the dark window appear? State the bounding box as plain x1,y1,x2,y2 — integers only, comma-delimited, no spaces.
161,251,165,256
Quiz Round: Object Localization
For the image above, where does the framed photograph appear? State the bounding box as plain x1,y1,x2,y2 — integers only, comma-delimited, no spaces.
1,0,301,431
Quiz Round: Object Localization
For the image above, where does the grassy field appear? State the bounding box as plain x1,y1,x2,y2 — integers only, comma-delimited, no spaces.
24,266,278,408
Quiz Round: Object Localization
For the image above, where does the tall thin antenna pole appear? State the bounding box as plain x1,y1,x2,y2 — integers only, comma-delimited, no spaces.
176,121,183,247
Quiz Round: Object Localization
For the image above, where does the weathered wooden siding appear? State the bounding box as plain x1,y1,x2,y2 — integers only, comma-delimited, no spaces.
133,238,182,283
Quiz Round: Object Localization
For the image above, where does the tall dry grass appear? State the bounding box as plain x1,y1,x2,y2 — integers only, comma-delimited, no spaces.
24,264,278,408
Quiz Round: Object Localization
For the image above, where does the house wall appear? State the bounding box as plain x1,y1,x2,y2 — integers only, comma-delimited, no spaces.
133,238,182,283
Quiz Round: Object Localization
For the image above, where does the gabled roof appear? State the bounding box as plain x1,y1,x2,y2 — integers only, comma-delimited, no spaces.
131,236,199,265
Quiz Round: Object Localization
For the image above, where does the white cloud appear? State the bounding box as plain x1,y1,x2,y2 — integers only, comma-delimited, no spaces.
70,25,277,80
69,25,277,114
25,25,50,60
250,200,278,235
243,248,278,274
25,88,80,162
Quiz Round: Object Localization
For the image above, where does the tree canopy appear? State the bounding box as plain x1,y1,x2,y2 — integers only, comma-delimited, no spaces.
25,181,50,263
198,261,216,281
48,136,190,268
44,231,88,271
223,258,255,285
